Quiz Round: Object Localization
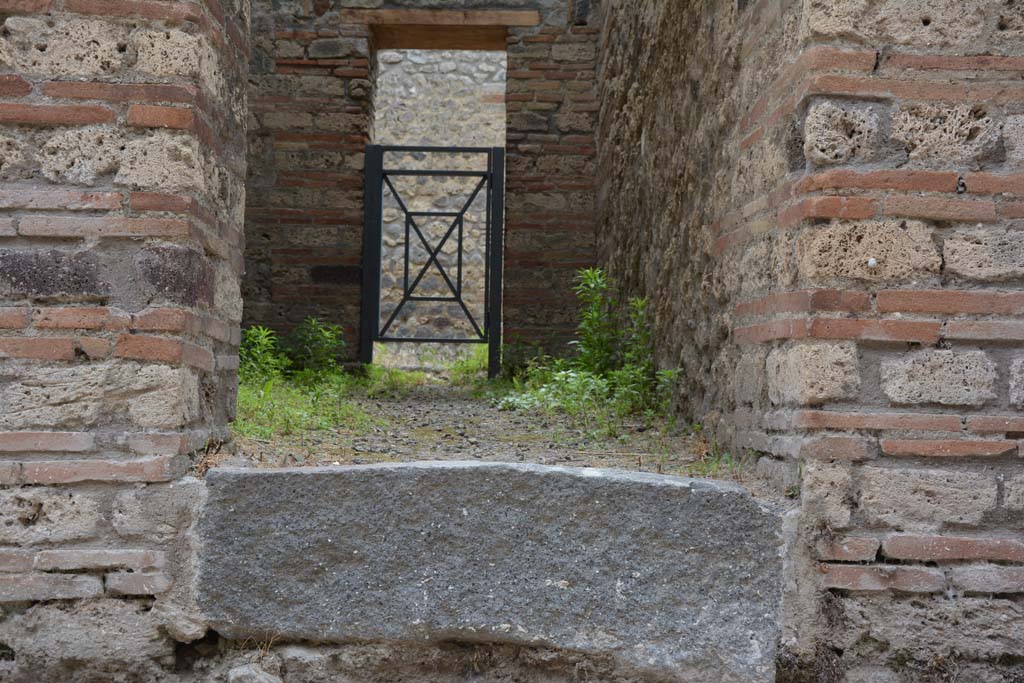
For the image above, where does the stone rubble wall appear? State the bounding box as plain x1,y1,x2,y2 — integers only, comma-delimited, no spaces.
373,50,504,366
0,0,250,677
597,0,1024,678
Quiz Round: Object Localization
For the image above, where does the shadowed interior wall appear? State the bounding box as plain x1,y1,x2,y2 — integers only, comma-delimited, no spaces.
597,0,1024,677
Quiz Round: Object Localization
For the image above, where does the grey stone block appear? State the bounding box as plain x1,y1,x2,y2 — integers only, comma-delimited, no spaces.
198,462,785,681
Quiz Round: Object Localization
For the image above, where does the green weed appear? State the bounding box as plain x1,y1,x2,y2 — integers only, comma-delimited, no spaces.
233,372,377,440
361,364,431,396
449,345,490,386
572,267,619,375
680,444,752,481
239,325,289,383
496,268,679,423
283,317,346,375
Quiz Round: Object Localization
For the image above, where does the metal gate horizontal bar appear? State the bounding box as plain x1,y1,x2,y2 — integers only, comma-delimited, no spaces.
383,170,488,177
379,145,493,153
407,296,460,302
378,337,487,344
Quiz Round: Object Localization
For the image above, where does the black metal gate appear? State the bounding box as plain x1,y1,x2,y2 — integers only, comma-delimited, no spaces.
359,145,505,378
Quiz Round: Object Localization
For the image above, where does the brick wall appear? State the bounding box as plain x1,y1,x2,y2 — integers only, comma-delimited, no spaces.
503,7,598,353
244,4,372,352
244,0,598,358
0,0,249,674
598,0,1024,677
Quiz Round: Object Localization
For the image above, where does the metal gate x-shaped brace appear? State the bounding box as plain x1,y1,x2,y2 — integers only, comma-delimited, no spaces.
359,145,504,378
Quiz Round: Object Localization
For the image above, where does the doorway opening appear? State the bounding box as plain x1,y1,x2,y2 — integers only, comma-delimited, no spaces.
364,48,508,376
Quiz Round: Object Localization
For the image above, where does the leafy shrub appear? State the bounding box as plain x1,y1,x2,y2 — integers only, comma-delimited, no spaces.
283,317,346,375
572,267,620,375
239,325,289,382
499,268,679,418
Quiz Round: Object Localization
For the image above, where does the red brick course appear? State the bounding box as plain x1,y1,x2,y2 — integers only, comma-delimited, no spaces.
0,0,53,14
793,411,962,433
880,439,1018,458
0,550,33,573
817,537,880,562
0,189,122,210
951,566,1024,594
19,217,190,239
777,197,877,227
796,170,960,194
0,75,32,97
127,104,196,130
40,81,197,105
114,334,215,371
821,564,945,593
944,321,1024,342
0,308,29,329
0,432,95,452
0,338,75,361
883,196,998,223
877,290,1024,315
0,574,103,603
34,549,165,571
967,416,1024,435
734,290,871,318
0,103,114,126
14,457,179,485
32,306,130,330
105,571,171,596
882,535,1024,563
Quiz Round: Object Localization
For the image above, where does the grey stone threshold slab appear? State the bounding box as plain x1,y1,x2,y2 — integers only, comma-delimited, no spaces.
198,461,786,682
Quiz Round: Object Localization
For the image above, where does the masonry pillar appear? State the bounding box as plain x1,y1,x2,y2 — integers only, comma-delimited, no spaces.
0,0,249,666
728,0,1024,675
597,0,1024,675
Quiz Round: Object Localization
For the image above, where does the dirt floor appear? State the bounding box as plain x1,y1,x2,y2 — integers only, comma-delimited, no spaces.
226,384,710,476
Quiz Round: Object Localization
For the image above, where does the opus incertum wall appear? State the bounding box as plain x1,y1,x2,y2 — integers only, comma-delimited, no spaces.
198,462,787,682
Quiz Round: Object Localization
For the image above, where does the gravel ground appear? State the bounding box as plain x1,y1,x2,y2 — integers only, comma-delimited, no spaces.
227,384,707,475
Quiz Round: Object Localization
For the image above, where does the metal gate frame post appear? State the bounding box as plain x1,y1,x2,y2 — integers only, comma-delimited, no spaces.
359,144,384,366
487,147,505,379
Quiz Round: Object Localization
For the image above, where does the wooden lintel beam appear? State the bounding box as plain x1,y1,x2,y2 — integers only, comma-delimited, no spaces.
339,9,541,27
372,24,509,51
